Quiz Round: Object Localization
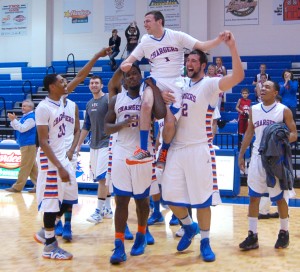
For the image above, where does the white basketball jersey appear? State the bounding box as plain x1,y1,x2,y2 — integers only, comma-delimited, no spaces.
36,97,68,169
114,92,142,153
132,28,197,78
172,77,222,149
64,99,76,150
251,102,285,154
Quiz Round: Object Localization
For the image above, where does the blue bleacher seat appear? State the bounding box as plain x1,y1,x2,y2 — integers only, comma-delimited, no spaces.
0,62,28,68
220,112,238,122
0,74,10,80
218,123,238,134
226,93,256,103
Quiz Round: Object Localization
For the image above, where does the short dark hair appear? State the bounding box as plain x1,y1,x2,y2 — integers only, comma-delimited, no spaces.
90,75,103,84
43,74,58,92
281,69,294,80
145,10,165,26
241,88,249,94
189,49,208,65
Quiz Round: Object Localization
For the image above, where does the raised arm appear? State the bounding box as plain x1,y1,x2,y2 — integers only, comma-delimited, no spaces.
108,67,123,99
67,47,112,93
219,32,244,92
193,31,225,52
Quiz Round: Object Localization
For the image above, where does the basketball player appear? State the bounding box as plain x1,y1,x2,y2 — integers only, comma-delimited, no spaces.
34,47,111,260
105,64,165,264
238,80,297,251
161,32,244,262
76,75,112,224
121,10,229,167
52,94,80,241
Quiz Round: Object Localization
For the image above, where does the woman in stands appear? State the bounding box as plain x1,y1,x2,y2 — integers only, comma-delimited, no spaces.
279,70,298,121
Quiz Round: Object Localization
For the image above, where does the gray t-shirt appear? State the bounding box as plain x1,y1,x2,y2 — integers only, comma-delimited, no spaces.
82,94,109,149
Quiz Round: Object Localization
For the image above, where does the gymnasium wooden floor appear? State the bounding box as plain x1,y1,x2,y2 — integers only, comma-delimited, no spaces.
1,189,300,272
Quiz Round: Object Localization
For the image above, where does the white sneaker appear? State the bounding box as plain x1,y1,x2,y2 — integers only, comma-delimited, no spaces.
101,207,113,219
175,227,185,237
86,209,103,224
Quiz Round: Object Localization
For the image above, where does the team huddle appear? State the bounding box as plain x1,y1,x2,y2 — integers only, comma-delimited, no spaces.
31,10,297,265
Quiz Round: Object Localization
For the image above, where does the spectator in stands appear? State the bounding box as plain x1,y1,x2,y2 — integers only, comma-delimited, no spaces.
252,63,271,86
109,29,121,71
125,21,140,57
206,64,223,111
215,58,227,111
235,88,251,150
254,73,267,102
279,70,298,121
5,99,37,193
215,57,227,76
206,64,217,77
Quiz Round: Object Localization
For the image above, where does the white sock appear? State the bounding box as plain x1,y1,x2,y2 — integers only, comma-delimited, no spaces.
280,217,289,231
180,215,193,225
105,196,112,209
97,199,105,211
200,230,210,240
248,217,258,234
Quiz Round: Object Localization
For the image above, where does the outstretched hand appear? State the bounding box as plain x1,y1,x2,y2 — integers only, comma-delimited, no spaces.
98,46,114,57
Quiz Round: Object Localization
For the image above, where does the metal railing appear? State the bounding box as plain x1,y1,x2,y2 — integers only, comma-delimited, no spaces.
0,96,8,127
67,53,76,77
22,80,33,99
46,65,55,75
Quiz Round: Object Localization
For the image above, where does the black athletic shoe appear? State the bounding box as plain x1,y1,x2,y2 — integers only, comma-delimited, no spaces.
275,230,289,249
239,231,259,251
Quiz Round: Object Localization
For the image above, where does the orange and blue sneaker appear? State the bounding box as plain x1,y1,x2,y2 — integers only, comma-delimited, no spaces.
156,149,168,169
130,232,147,256
177,222,200,252
126,147,152,165
110,239,127,264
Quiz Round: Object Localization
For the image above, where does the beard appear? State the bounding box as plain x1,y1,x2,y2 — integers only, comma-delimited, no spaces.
130,84,140,92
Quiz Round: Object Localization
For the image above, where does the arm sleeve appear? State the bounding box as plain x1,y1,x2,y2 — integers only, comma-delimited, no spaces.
11,118,35,132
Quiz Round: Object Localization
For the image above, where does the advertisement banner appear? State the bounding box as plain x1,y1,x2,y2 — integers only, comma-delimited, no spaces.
147,0,181,30
104,0,135,32
1,4,28,36
273,0,300,25
63,0,93,34
224,0,259,26
0,149,21,179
